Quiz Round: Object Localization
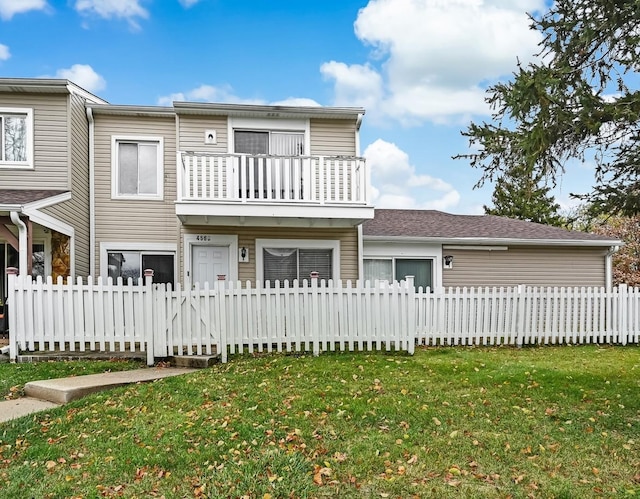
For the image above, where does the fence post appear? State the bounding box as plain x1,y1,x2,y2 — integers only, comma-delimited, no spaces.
6,267,18,362
619,284,628,345
310,273,320,356
405,276,415,355
516,284,525,347
143,269,155,366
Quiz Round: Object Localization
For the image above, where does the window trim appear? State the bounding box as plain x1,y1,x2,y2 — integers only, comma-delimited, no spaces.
111,135,164,200
100,242,176,284
0,107,34,169
256,238,340,283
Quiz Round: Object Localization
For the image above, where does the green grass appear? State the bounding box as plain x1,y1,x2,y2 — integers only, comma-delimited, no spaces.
0,359,143,400
0,346,638,498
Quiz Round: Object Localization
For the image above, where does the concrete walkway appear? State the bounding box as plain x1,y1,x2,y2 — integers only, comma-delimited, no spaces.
0,367,197,424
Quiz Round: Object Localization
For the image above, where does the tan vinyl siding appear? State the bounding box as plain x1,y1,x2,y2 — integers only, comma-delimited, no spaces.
442,246,608,288
181,225,359,284
310,119,357,156
0,93,69,189
178,115,228,152
93,114,178,273
41,92,91,276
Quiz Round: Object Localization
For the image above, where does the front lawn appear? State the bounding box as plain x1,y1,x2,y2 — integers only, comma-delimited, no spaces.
0,346,638,498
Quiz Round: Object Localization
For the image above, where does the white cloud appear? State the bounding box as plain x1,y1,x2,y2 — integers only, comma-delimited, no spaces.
0,0,47,20
74,0,148,29
53,64,106,93
270,97,321,107
324,0,545,124
157,84,319,107
0,43,9,61
320,61,383,110
364,138,460,210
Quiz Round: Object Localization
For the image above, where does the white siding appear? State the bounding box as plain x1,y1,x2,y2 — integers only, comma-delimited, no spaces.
310,119,357,156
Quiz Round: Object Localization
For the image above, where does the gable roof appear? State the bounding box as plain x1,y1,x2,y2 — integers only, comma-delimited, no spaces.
0,190,70,211
363,209,621,246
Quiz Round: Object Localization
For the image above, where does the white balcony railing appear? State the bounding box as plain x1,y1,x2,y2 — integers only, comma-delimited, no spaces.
178,152,369,205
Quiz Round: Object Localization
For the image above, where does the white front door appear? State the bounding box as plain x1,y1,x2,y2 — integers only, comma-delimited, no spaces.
191,245,230,286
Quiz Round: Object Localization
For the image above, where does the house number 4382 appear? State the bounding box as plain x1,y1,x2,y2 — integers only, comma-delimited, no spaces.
196,235,211,242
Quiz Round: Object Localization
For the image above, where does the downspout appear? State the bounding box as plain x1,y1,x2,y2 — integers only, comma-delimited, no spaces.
86,107,96,276
605,245,620,291
9,211,27,274
357,224,364,282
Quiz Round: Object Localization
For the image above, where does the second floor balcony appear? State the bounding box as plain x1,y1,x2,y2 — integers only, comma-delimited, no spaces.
176,152,374,227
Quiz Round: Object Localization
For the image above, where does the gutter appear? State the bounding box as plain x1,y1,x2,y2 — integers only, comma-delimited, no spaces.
9,211,27,274
86,107,96,276
363,235,623,247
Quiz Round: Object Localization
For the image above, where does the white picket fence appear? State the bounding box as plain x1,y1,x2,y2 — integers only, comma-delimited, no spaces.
7,275,640,365
416,285,640,346
7,275,416,364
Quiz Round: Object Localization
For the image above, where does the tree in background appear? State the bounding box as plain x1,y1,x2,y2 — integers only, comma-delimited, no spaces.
458,0,640,215
592,215,640,286
484,163,563,226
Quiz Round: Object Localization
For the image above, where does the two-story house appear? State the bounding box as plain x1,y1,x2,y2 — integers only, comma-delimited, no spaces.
87,101,373,287
0,78,106,302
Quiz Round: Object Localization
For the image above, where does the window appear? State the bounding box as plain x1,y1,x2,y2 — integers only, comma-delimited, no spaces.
364,258,433,290
234,130,304,156
263,248,332,283
112,136,163,199
0,108,33,168
107,251,175,285
256,239,340,284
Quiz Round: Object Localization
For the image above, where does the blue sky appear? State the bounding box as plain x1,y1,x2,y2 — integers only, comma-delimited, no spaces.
0,0,596,214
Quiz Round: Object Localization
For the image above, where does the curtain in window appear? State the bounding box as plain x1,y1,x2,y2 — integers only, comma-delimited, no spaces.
263,248,333,284
118,142,158,196
299,249,332,281
263,248,297,283
363,259,393,283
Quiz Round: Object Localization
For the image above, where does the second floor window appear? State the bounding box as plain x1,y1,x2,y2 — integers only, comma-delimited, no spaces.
0,108,32,168
234,130,304,156
112,136,164,199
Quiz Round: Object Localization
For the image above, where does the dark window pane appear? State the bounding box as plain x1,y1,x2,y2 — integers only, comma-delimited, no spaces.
32,243,45,278
142,254,174,285
395,259,433,290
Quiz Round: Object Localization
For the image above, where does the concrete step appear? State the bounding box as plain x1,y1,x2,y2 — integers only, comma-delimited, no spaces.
171,355,219,369
24,367,197,405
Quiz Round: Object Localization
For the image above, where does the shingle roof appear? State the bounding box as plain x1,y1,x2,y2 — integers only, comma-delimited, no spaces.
363,209,619,244
0,190,69,207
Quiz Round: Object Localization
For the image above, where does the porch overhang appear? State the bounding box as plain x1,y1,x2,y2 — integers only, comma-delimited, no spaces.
176,201,374,228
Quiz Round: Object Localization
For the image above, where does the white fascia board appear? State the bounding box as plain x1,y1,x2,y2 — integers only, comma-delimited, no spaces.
363,235,623,247
22,209,74,237
176,201,375,221
23,191,72,211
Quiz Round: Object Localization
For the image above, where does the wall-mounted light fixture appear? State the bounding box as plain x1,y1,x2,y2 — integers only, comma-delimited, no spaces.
443,255,454,269
239,247,249,263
